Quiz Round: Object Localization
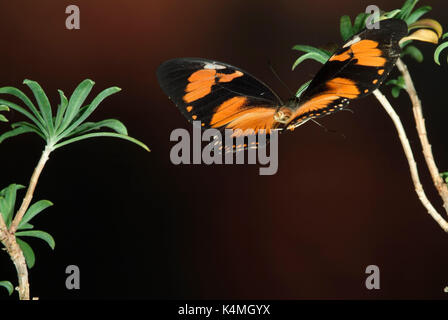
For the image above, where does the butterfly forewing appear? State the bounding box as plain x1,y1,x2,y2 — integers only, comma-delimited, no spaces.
157,58,282,134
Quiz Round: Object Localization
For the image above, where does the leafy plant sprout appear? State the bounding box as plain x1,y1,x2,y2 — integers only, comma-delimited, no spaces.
292,0,448,233
0,79,149,299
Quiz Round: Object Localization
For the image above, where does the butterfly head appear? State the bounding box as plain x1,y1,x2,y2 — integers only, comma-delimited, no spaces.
274,97,299,123
273,97,305,131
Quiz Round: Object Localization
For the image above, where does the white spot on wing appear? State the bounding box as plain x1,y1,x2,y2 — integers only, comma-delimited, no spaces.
203,63,226,70
343,36,361,48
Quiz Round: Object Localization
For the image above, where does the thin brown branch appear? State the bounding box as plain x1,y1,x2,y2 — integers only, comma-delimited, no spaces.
9,145,52,234
0,211,29,300
373,89,448,232
0,145,53,299
396,58,448,214
0,212,8,245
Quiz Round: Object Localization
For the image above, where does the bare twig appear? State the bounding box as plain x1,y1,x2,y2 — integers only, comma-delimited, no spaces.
373,89,448,232
396,58,448,214
0,213,7,242
9,145,52,234
0,211,29,300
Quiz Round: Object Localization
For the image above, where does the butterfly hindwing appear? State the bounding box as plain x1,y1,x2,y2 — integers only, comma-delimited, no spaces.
286,19,408,128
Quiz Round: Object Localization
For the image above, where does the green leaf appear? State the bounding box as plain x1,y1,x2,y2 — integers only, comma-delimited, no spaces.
56,79,95,135
443,33,448,40
400,40,413,49
381,9,402,20
441,172,448,184
387,76,406,99
340,15,353,41
54,90,69,131
292,52,329,70
0,184,25,227
398,0,419,20
16,238,35,269
64,104,91,128
0,281,14,296
11,121,47,140
0,86,46,127
291,45,332,57
0,99,47,134
15,230,55,250
17,200,53,230
387,76,405,88
386,79,398,86
391,86,402,98
0,126,37,144
18,223,34,231
296,80,312,99
401,45,424,62
66,119,128,138
23,80,54,136
0,105,9,122
291,45,331,71
53,132,150,151
434,41,448,65
406,6,432,25
353,13,369,34
57,87,122,139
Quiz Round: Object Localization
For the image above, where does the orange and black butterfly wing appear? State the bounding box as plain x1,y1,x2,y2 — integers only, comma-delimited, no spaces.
157,58,282,132
287,19,408,128
157,58,284,152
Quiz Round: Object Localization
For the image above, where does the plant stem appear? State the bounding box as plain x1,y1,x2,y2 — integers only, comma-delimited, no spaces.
373,89,448,232
395,58,448,215
0,144,52,300
9,145,52,234
0,212,29,299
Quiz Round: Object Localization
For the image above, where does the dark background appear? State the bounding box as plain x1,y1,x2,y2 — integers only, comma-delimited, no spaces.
0,0,447,300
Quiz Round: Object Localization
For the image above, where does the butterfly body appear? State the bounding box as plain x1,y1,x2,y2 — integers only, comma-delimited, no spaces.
157,19,408,146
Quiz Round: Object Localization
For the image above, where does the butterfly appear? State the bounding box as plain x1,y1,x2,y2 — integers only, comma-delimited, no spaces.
157,19,408,151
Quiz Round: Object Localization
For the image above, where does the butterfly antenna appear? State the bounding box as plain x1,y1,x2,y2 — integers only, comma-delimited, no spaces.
311,119,346,139
267,60,294,96
311,119,329,131
341,108,355,114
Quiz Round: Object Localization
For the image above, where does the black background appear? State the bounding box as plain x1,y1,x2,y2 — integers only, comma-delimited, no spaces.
0,0,448,300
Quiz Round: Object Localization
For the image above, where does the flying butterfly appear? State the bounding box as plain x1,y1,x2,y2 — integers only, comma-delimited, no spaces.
157,19,408,151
